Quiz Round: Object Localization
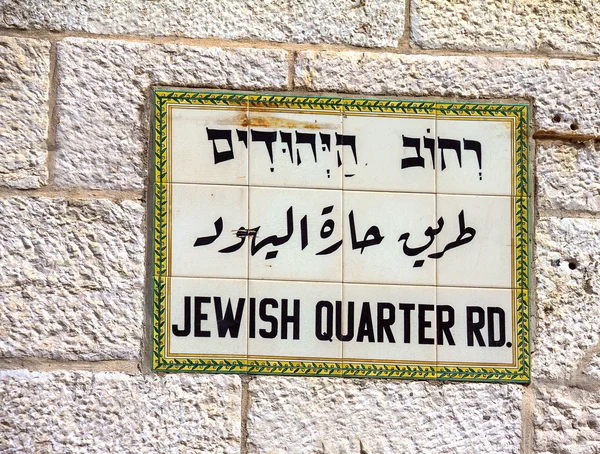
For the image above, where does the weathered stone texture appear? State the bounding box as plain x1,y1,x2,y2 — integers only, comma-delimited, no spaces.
0,37,50,189
0,370,241,453
411,0,600,56
535,385,600,453
295,51,600,136
247,377,522,453
55,38,288,189
0,0,403,48
537,140,600,212
535,218,600,379
584,354,600,380
0,197,144,360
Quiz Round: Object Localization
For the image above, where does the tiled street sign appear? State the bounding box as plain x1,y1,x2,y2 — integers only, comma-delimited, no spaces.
150,90,530,383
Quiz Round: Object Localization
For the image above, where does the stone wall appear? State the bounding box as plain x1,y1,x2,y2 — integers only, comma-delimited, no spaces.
1,1,598,452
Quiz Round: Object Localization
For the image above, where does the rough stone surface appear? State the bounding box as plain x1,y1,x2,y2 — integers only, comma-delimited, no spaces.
411,0,600,56
247,377,522,453
0,370,241,453
583,353,600,380
535,218,600,379
537,140,600,212
0,0,403,48
0,197,145,360
0,37,50,189
295,51,600,136
55,38,288,190
534,385,600,453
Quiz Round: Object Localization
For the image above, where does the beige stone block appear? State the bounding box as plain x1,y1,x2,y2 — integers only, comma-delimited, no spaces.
247,376,522,453
0,37,50,189
0,197,144,360
411,0,600,56
0,370,241,453
55,38,288,189
295,51,600,136
535,218,600,379
0,0,403,48
584,354,600,380
535,385,600,453
537,140,600,212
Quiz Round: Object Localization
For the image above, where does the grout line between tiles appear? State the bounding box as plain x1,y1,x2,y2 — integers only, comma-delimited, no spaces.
434,107,439,378
159,181,522,199
158,274,524,291
341,111,346,375
245,99,250,374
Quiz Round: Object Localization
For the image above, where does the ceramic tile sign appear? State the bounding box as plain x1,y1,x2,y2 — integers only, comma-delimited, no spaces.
151,90,530,383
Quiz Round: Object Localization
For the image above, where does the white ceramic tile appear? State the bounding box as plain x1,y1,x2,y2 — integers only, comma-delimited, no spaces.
248,187,343,282
342,191,437,285
342,283,436,364
169,183,248,279
248,108,343,189
435,117,513,196
247,280,342,362
342,113,436,193
166,276,248,358
170,105,249,185
436,286,515,366
435,194,513,288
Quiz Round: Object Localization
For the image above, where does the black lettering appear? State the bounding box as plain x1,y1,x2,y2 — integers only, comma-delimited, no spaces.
423,136,435,168
206,128,234,164
398,303,415,343
335,133,358,164
236,129,248,148
249,297,256,339
315,300,333,341
172,296,191,336
436,305,455,345
356,302,375,343
279,131,294,163
320,132,331,152
335,300,354,342
295,131,317,162
300,215,309,250
259,298,278,339
463,139,482,171
418,304,435,345
488,307,506,347
438,137,462,170
251,129,278,164
194,296,211,337
401,135,425,169
467,306,486,346
377,302,396,343
281,299,300,340
214,297,246,338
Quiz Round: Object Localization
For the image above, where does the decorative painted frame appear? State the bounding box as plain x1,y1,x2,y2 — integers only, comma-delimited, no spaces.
150,90,530,383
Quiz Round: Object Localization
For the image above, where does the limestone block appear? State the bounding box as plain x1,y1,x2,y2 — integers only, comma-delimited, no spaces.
534,385,600,453
535,218,600,379
247,376,522,453
0,0,403,48
0,370,241,453
295,51,600,136
584,354,600,380
0,197,144,360
537,140,600,212
0,37,49,189
55,38,288,190
411,0,600,56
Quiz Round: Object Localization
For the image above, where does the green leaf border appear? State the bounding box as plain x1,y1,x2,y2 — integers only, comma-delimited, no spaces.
151,91,530,382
